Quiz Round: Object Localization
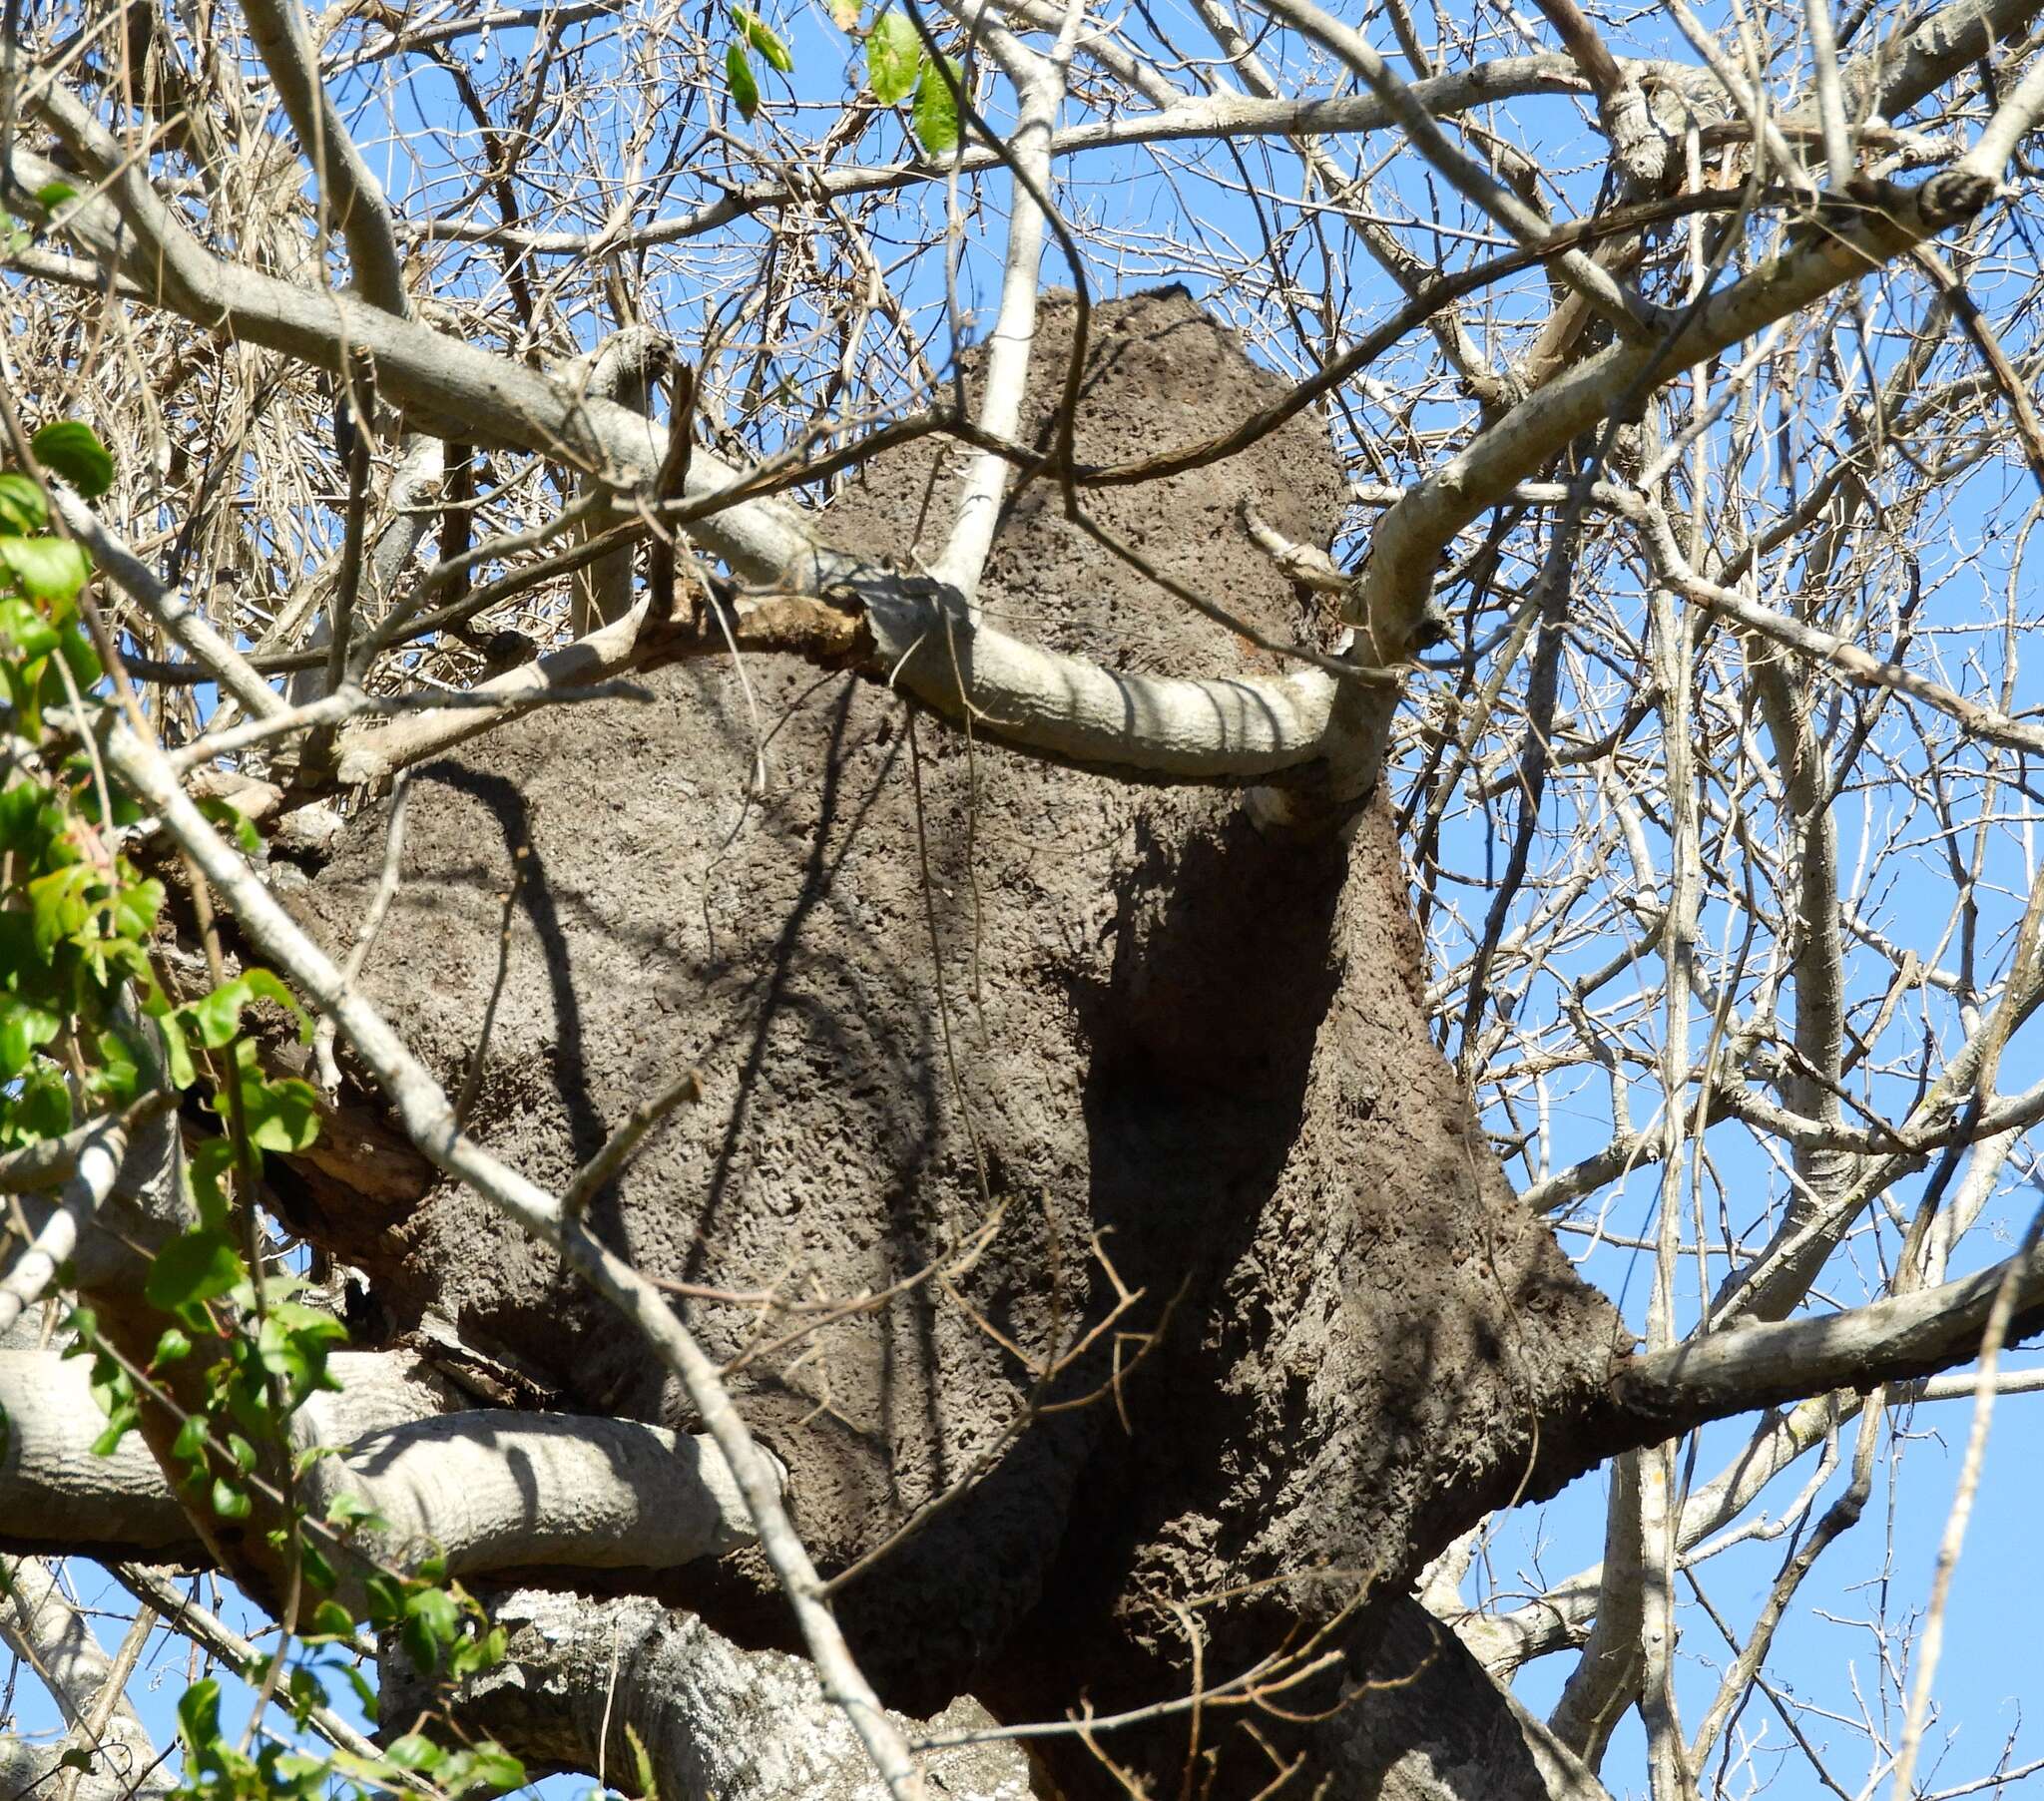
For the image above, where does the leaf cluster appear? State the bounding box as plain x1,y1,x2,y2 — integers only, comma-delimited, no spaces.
719,3,961,154
1,424,524,1801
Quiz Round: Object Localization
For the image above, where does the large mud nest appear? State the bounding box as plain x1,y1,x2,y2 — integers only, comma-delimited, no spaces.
285,288,1625,1743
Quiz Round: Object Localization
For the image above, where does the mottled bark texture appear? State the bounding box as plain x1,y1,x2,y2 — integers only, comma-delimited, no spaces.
378,1588,1039,1801
279,289,1630,1794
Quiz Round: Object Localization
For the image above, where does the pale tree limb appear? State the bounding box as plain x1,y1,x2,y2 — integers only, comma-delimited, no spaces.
0,1349,456,1559
928,0,1077,598
110,1566,384,1765
1452,1367,2044,1678
285,433,447,710
32,85,2004,809
1951,32,2044,178
1889,1175,2044,1789
0,1092,172,1202
1708,853,2044,1328
376,0,2020,260
1462,1115,2035,1678
567,328,671,636
1184,0,1512,408
1663,0,1810,192
1833,0,2044,125
15,96,816,586
1638,579,1697,1801
1626,493,2044,758
0,1344,766,1587
1802,0,1855,178
1546,1453,1643,1770
54,491,292,724
1730,608,1855,1316
240,0,409,316
0,1116,139,1339
1312,1596,1621,1801
1619,1234,2044,1422
1687,1387,1878,1772
0,1559,175,1801
381,1588,1041,1801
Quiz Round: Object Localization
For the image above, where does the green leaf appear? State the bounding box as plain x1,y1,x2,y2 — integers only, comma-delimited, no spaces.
210,1475,253,1520
144,1228,246,1314
405,1583,461,1645
0,995,62,1080
0,783,58,858
732,7,794,71
325,1490,383,1530
0,597,63,661
189,1135,235,1231
911,53,962,153
179,970,310,1053
865,9,921,104
172,1412,208,1467
90,1404,140,1457
34,180,79,209
829,0,862,26
383,1735,445,1772
298,1541,337,1594
3,1060,69,1139
154,1008,196,1091
462,1746,527,1795
627,1725,659,1801
340,1662,380,1722
0,534,88,604
275,1747,329,1779
185,975,256,1049
286,1665,331,1722
27,864,90,955
258,1300,347,1404
242,1075,320,1153
3,1062,71,1145
0,472,46,533
363,1572,406,1628
152,1326,194,1366
178,1678,223,1760
0,535,88,605
400,1610,441,1676
244,968,311,1039
32,421,114,498
90,1030,143,1107
56,615,100,685
725,41,761,118
309,1599,358,1639
113,876,164,943
196,793,264,856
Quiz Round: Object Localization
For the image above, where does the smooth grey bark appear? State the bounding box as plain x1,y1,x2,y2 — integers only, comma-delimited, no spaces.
0,1351,760,1578
382,1588,1041,1801
287,434,447,707
0,1559,176,1801
567,328,670,637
